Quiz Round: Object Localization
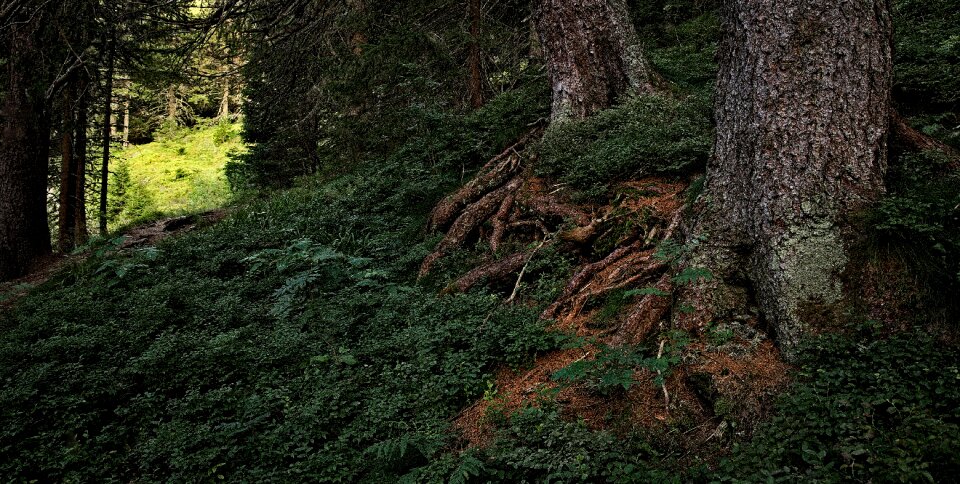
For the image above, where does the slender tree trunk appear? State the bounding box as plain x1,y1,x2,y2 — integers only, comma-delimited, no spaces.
467,0,484,109
0,21,52,280
166,86,177,124
218,78,231,119
532,0,659,121
687,0,894,350
99,34,115,234
74,78,89,244
59,83,78,252
122,85,130,148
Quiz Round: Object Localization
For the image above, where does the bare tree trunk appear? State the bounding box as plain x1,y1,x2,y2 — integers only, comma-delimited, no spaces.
122,86,130,148
532,0,659,121
58,84,78,252
166,85,177,124
74,78,89,245
0,21,52,280
99,33,115,234
688,0,894,350
467,0,484,109
218,78,231,119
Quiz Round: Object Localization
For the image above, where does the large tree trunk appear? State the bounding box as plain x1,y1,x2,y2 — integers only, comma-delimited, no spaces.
218,78,231,119
532,0,658,121
0,21,53,280
165,86,177,123
122,87,130,149
689,0,893,349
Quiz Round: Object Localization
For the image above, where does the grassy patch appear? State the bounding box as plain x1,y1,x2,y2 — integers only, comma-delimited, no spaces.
110,120,245,229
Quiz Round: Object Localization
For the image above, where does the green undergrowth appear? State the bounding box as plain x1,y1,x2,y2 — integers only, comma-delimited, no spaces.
716,326,960,483
410,402,677,483
535,93,713,200
408,328,960,483
0,167,561,482
3,3,959,476
867,151,960,318
893,0,960,116
0,90,559,481
108,119,245,230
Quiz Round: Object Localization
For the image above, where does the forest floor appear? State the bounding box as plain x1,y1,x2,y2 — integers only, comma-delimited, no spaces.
0,209,227,310
1,121,241,310
1,118,956,480
426,164,794,462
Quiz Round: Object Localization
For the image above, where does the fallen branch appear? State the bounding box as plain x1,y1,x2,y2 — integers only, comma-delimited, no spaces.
656,338,671,410
506,238,550,303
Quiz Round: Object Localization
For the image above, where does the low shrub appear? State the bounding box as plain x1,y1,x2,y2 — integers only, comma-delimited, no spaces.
717,328,960,482
535,94,712,199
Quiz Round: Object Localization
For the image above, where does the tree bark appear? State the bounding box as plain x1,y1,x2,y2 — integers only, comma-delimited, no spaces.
99,34,115,234
532,0,658,121
0,20,53,280
122,89,130,148
165,85,177,123
59,83,78,252
218,78,231,119
690,0,894,349
74,78,89,245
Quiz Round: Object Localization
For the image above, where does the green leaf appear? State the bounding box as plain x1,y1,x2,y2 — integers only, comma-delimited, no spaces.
671,266,714,285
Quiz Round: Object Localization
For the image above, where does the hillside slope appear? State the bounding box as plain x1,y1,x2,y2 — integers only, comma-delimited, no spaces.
2,87,959,481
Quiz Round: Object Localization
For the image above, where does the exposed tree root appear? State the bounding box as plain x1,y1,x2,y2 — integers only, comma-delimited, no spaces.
424,136,790,464
543,211,682,326
489,190,517,253
427,126,544,232
441,250,533,296
541,240,645,318
891,111,960,168
521,194,592,226
613,273,673,345
419,177,523,277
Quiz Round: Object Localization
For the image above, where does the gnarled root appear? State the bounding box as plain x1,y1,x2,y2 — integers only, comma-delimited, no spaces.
441,250,532,296
427,126,544,231
542,239,645,319
522,194,592,226
890,111,960,169
613,273,673,345
419,177,523,277
489,190,518,253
